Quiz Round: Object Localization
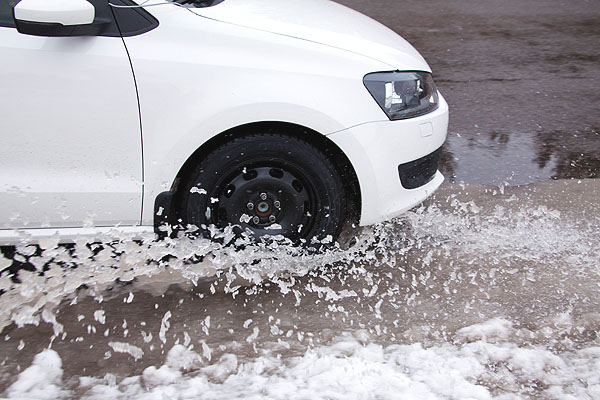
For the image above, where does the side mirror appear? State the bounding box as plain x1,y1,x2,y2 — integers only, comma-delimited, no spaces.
14,0,109,37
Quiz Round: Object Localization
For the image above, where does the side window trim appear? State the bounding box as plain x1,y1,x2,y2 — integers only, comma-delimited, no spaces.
0,0,19,28
109,0,159,37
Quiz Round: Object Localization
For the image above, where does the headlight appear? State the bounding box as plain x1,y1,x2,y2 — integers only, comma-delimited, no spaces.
363,71,439,120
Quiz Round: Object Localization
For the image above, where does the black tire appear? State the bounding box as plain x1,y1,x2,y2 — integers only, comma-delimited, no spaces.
177,133,347,244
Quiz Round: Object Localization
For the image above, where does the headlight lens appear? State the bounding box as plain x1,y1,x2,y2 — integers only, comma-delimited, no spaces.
363,71,439,120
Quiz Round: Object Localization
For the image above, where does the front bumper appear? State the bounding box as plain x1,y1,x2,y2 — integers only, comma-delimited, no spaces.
328,94,449,226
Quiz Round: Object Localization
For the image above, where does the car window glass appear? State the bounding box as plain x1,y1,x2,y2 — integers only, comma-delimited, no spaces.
0,0,19,28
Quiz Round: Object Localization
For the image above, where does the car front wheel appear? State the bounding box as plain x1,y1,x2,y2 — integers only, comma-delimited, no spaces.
178,133,347,244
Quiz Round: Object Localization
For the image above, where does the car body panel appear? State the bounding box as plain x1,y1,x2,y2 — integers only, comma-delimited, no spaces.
119,5,398,225
0,225,153,246
188,0,430,72
329,95,448,225
0,27,142,230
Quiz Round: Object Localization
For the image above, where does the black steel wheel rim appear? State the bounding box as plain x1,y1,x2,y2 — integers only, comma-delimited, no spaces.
206,162,320,240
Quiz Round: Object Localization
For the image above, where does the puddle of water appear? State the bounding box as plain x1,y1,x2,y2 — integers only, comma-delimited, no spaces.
441,132,557,185
441,128,600,186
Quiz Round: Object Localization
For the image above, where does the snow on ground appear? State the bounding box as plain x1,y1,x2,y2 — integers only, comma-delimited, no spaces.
6,317,600,399
1,181,599,399
4,349,68,400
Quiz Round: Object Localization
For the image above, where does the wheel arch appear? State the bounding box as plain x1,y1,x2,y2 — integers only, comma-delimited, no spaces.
160,121,361,230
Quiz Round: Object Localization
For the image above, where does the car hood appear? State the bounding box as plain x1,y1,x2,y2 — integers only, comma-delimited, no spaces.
187,0,431,72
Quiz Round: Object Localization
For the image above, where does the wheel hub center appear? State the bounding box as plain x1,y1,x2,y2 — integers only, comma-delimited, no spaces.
256,201,272,216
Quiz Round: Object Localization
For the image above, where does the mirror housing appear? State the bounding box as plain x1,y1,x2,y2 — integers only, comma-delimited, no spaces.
13,0,109,37
15,0,95,26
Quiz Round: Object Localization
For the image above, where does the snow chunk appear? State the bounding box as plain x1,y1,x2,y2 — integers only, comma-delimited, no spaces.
455,318,514,343
108,342,144,361
6,349,68,399
94,310,106,325
159,311,172,344
142,365,181,387
190,187,207,195
165,344,203,370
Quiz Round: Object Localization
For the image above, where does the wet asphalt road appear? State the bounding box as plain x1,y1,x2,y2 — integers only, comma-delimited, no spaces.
338,0,600,185
1,0,600,397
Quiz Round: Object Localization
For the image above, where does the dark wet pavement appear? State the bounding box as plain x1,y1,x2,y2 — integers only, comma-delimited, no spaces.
2,180,598,397
338,0,600,185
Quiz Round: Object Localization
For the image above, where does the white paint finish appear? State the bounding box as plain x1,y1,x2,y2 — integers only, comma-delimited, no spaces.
189,0,430,72
0,226,154,246
123,6,394,224
329,95,449,225
0,29,142,229
420,122,434,137
14,0,95,26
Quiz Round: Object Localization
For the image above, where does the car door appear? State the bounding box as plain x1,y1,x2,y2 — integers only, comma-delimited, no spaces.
0,0,142,230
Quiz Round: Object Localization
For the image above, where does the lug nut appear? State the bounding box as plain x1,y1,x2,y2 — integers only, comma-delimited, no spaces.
252,216,260,224
260,192,267,200
247,202,254,210
273,200,281,209
269,215,276,223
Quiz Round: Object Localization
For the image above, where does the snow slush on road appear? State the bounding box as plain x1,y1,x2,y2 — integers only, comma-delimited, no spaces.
0,180,599,399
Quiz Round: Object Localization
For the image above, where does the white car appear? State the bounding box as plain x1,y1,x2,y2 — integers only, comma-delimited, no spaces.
0,0,448,244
